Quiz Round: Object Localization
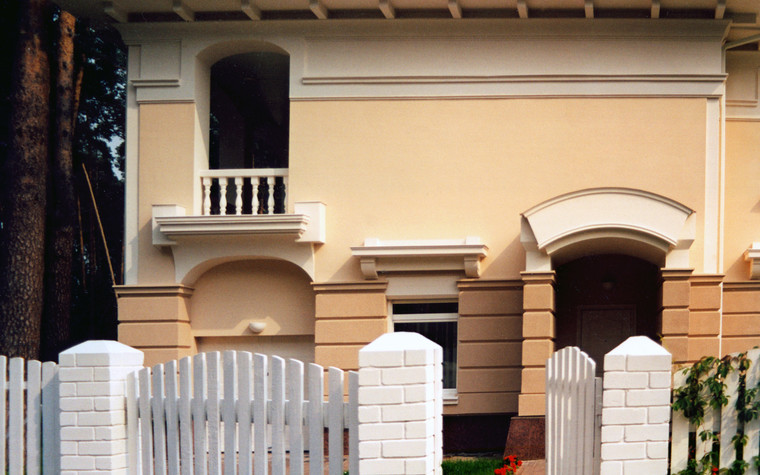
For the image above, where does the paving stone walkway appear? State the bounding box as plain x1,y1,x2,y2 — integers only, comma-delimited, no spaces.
516,459,546,474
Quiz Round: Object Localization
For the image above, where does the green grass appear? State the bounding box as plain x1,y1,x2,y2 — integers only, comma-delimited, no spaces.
441,457,503,475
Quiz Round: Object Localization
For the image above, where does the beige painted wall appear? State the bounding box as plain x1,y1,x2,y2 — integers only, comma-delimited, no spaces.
137,102,197,284
290,97,708,282
724,120,760,282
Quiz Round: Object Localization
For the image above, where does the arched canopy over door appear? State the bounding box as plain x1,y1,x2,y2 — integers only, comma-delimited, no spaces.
521,188,695,270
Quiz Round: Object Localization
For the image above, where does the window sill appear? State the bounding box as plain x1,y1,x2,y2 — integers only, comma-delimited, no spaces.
443,394,459,405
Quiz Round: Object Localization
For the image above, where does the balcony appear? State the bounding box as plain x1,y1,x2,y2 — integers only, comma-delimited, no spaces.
151,168,325,284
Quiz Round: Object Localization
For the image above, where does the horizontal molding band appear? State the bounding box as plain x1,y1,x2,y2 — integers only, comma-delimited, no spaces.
302,73,727,85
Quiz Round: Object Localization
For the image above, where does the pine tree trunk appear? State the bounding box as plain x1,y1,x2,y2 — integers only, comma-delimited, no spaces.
41,10,78,361
0,0,51,359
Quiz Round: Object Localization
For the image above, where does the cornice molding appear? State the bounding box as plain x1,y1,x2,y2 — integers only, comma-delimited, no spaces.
114,284,195,297
154,214,309,239
312,281,390,293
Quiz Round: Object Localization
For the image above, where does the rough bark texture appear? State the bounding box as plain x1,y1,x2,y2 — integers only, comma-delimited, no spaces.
0,0,51,359
41,10,78,361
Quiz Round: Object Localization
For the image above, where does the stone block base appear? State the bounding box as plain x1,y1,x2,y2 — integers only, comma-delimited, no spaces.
504,416,545,461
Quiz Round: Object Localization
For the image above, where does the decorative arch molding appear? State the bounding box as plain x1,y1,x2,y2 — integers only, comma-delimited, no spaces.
196,39,290,67
521,188,696,271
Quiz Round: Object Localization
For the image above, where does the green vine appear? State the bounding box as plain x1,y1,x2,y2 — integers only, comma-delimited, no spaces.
672,352,760,475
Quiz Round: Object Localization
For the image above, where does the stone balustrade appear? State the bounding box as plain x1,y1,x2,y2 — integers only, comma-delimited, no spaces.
200,168,288,216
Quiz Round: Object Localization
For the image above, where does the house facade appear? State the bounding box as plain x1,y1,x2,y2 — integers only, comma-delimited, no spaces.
62,0,760,452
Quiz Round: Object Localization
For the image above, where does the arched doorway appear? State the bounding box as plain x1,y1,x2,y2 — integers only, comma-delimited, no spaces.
517,188,695,417
555,254,660,374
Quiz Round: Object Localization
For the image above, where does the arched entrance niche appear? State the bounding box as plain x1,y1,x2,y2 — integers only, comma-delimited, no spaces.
517,188,695,416
189,258,316,363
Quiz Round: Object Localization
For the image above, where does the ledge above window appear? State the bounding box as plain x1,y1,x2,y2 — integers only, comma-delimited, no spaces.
351,237,488,280
745,242,760,279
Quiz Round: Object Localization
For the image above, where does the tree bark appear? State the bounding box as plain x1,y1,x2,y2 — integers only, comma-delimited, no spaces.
0,0,51,359
41,10,78,361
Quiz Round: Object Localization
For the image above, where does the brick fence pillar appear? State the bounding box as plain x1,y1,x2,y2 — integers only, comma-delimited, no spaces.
358,332,443,475
58,340,144,474
600,336,672,475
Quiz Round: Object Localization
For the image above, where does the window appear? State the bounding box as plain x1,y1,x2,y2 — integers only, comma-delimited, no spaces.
392,301,458,401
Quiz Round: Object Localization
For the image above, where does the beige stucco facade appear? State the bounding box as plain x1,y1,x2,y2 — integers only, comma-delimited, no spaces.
93,7,760,435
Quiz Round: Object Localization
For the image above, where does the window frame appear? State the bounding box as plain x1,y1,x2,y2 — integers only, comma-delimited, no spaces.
390,300,459,403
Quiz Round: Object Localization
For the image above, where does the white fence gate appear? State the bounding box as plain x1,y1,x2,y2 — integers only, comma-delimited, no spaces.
545,346,602,475
0,356,60,475
127,350,358,475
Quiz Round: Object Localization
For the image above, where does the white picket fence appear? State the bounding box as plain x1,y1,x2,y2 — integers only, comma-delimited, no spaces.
670,347,760,473
545,346,602,475
127,350,358,475
0,356,60,475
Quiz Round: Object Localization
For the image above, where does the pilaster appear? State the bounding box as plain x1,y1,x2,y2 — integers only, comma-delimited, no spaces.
687,275,723,361
115,285,195,367
659,269,692,365
518,271,556,417
314,281,389,372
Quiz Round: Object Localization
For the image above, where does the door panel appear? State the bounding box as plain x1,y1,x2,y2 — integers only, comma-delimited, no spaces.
579,306,635,375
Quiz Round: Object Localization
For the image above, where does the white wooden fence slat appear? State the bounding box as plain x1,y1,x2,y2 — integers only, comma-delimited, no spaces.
348,371,359,475
328,367,344,475
271,356,286,475
193,353,208,475
178,357,194,475
746,348,760,467
581,351,596,473
696,366,717,463
558,348,569,475
567,349,579,473
237,352,253,475
165,360,181,475
670,370,689,472
222,351,237,475
308,364,325,475
26,360,41,475
544,358,557,475
0,356,6,475
289,359,305,475
152,364,168,475
720,365,740,468
8,357,23,475
593,377,602,475
253,354,268,475
41,362,59,475
127,371,140,475
138,368,154,475
207,352,222,475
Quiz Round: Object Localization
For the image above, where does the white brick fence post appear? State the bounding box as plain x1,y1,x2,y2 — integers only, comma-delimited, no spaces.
358,332,443,475
58,340,144,474
600,336,672,475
